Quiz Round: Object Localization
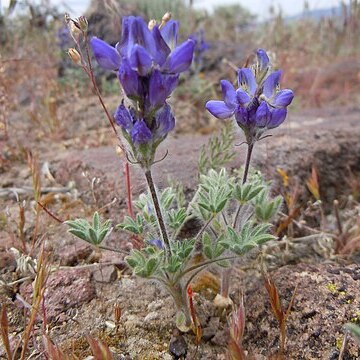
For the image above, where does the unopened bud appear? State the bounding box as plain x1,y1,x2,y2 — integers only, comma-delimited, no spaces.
64,13,71,24
148,19,157,30
77,16,88,32
68,48,82,66
69,20,82,43
159,12,172,29
162,12,172,23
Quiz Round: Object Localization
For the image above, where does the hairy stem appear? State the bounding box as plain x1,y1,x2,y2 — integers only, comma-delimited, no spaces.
144,169,171,256
233,142,254,228
194,215,215,246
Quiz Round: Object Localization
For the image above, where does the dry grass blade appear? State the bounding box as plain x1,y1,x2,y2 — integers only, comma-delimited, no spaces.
18,244,50,359
0,305,13,360
227,295,247,360
86,336,113,360
43,335,69,360
264,276,297,355
306,166,320,201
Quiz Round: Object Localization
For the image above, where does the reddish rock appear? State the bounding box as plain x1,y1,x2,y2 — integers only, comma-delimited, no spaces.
19,268,96,322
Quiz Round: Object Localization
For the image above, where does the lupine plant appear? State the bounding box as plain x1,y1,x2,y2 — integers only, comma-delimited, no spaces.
65,13,294,331
206,48,294,301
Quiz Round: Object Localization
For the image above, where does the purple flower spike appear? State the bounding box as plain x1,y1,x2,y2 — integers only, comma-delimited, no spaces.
131,120,152,144
206,48,294,142
91,15,195,167
90,37,121,71
162,39,195,73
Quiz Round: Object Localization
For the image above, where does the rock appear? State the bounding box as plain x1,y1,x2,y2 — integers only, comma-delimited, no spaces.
202,326,216,342
58,240,93,266
144,311,160,323
93,265,117,283
147,299,165,311
0,247,16,273
169,329,188,359
19,268,96,322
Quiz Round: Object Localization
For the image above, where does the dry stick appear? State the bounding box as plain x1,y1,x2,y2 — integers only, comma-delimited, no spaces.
221,142,254,299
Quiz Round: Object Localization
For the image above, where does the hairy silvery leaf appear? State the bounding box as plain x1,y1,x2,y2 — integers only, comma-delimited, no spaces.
65,212,112,245
255,196,282,222
220,223,275,255
233,183,264,204
172,239,195,260
202,232,225,259
117,214,144,235
166,255,182,273
193,168,233,218
160,187,176,210
167,208,187,230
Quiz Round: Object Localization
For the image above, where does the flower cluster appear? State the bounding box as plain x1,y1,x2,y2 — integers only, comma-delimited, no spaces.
189,29,210,70
206,49,294,144
91,15,195,168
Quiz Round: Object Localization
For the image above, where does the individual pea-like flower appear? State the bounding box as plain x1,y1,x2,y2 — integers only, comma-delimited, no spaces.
205,49,294,144
90,15,195,168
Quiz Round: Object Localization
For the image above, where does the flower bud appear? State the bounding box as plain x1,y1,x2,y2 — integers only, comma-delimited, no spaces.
67,48,82,66
68,19,82,43
64,13,71,24
162,12,172,23
77,16,88,32
159,12,172,29
148,19,157,30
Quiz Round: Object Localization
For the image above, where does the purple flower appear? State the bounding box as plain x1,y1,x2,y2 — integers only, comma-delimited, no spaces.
148,238,165,249
90,37,121,71
205,49,294,143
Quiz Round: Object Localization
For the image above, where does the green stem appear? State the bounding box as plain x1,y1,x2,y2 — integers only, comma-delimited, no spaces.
144,169,171,256
233,142,254,228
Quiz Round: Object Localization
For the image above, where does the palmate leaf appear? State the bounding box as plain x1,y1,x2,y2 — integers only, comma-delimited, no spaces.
117,215,144,235
202,232,225,260
220,223,275,255
65,212,112,246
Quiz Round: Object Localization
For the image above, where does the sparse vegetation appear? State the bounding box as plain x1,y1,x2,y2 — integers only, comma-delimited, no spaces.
0,0,360,358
